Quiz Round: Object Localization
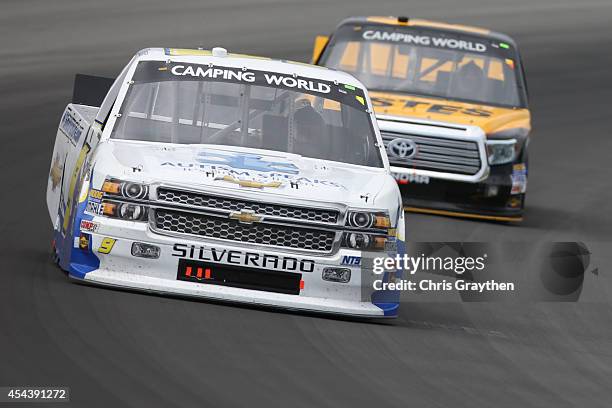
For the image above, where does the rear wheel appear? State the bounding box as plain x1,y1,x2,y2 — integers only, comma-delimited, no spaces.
50,238,68,275
50,239,60,265
518,147,529,209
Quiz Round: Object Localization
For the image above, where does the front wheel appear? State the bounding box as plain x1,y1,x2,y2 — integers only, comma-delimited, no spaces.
515,147,529,209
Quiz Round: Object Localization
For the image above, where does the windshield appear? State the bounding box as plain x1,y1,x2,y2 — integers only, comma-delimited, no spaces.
320,25,526,108
111,61,383,168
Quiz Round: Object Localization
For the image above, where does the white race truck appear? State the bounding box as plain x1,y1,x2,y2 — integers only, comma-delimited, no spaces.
47,47,404,317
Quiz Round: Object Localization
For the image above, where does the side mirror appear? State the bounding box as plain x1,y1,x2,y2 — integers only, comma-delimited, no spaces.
311,35,329,64
72,74,115,107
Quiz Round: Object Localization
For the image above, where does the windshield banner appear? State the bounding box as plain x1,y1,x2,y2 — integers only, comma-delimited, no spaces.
362,29,488,53
131,61,368,111
334,25,516,58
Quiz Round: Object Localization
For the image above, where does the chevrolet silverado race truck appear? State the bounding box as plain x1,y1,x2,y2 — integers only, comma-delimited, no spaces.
46,47,405,317
313,17,531,222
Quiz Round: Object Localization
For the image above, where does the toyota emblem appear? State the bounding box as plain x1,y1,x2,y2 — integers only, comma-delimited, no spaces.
388,138,418,159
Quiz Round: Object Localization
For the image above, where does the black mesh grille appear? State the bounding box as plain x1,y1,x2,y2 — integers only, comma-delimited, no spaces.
154,209,336,252
157,188,339,224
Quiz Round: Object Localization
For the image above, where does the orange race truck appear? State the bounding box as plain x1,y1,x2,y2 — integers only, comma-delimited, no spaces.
313,17,531,222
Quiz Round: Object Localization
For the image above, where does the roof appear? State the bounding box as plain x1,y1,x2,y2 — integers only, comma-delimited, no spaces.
334,16,518,48
132,47,365,88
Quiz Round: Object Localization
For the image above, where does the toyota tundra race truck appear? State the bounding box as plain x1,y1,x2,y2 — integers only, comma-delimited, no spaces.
313,17,531,222
46,47,404,317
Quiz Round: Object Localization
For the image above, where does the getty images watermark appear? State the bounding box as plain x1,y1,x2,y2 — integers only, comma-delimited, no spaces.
371,252,516,293
364,242,604,302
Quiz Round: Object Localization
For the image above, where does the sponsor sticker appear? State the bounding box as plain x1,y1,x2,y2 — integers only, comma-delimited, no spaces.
80,219,99,233
86,200,104,215
59,111,84,145
89,189,104,200
161,153,346,189
78,233,90,250
511,163,528,194
371,97,494,117
341,255,361,266
196,151,299,175
393,172,430,185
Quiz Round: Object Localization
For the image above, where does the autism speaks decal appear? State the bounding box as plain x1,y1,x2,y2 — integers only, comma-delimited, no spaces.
160,151,346,189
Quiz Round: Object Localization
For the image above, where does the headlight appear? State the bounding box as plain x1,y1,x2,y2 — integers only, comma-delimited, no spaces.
346,210,391,229
486,139,517,165
102,179,149,199
96,179,150,222
342,232,387,251
101,200,148,221
343,209,393,251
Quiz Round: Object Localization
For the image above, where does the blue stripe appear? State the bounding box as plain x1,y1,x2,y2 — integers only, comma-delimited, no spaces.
372,238,405,317
55,178,100,278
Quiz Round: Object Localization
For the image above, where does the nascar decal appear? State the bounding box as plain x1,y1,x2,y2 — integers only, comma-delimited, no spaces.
132,61,367,111
172,244,315,273
362,30,487,53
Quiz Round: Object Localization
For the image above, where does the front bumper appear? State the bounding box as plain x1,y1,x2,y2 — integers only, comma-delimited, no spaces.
72,269,385,317
396,163,526,222
70,217,398,317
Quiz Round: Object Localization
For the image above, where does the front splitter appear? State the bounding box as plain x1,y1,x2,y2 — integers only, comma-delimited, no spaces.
69,269,392,318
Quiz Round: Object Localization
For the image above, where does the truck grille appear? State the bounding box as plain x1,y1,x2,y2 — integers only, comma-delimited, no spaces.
157,188,339,224
153,209,336,252
382,131,482,175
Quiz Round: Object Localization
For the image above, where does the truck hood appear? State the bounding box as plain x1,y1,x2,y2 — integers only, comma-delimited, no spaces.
92,141,392,208
369,91,531,135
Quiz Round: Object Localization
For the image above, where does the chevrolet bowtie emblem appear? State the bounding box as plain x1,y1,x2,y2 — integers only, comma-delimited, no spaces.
229,209,263,224
215,175,282,189
49,153,63,191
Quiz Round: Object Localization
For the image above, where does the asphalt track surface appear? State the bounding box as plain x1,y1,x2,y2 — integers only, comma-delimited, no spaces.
1,0,612,407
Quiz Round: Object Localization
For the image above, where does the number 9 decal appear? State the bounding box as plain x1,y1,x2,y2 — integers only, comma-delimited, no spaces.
98,237,116,254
